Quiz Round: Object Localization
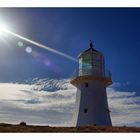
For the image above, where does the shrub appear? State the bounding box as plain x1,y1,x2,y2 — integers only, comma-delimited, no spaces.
19,122,26,126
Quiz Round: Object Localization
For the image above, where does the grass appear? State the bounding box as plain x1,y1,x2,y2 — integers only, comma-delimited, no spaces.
0,123,139,132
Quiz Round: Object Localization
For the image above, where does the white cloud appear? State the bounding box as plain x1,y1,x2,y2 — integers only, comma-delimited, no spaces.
107,87,140,126
0,79,76,126
0,78,139,127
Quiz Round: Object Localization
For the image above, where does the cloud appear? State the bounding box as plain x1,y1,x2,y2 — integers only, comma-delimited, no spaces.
0,79,76,126
0,79,139,127
107,86,140,126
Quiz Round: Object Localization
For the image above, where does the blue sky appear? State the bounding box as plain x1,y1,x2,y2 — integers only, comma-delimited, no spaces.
0,8,140,126
0,8,140,93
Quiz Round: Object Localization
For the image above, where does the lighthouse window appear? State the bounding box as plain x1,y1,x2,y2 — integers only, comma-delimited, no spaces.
79,57,82,69
85,82,88,87
84,108,88,113
82,54,92,69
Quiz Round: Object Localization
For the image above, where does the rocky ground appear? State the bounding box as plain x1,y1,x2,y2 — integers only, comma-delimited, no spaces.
0,123,140,132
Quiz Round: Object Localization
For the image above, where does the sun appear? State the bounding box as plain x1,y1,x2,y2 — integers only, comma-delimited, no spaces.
0,23,8,35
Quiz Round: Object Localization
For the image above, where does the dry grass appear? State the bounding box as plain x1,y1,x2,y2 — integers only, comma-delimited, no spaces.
0,123,139,132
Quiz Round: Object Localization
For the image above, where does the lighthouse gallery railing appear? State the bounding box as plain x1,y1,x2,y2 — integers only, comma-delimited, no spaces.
71,68,112,79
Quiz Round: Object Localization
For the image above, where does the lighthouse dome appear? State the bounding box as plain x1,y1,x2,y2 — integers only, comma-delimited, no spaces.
78,41,105,77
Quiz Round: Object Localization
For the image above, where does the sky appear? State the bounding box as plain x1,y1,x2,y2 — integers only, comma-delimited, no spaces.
0,8,140,126
0,79,139,127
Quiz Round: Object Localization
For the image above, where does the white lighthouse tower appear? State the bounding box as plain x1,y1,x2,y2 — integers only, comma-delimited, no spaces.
70,41,112,126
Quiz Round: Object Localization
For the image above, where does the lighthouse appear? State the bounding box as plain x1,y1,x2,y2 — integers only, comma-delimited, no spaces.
70,41,112,126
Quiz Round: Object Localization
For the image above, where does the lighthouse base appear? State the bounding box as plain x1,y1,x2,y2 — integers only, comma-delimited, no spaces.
72,77,112,126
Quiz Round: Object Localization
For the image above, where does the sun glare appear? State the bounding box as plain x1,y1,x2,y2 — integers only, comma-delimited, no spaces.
0,22,77,62
0,23,8,35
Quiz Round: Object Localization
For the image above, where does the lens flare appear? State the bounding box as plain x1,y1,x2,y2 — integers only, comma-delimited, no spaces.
4,30,77,62
26,46,32,53
17,41,24,48
32,51,40,57
44,59,51,66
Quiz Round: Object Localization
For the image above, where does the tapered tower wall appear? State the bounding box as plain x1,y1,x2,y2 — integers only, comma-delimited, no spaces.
73,78,112,126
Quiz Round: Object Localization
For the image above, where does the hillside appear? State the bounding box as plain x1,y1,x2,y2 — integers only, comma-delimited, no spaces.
0,123,140,132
